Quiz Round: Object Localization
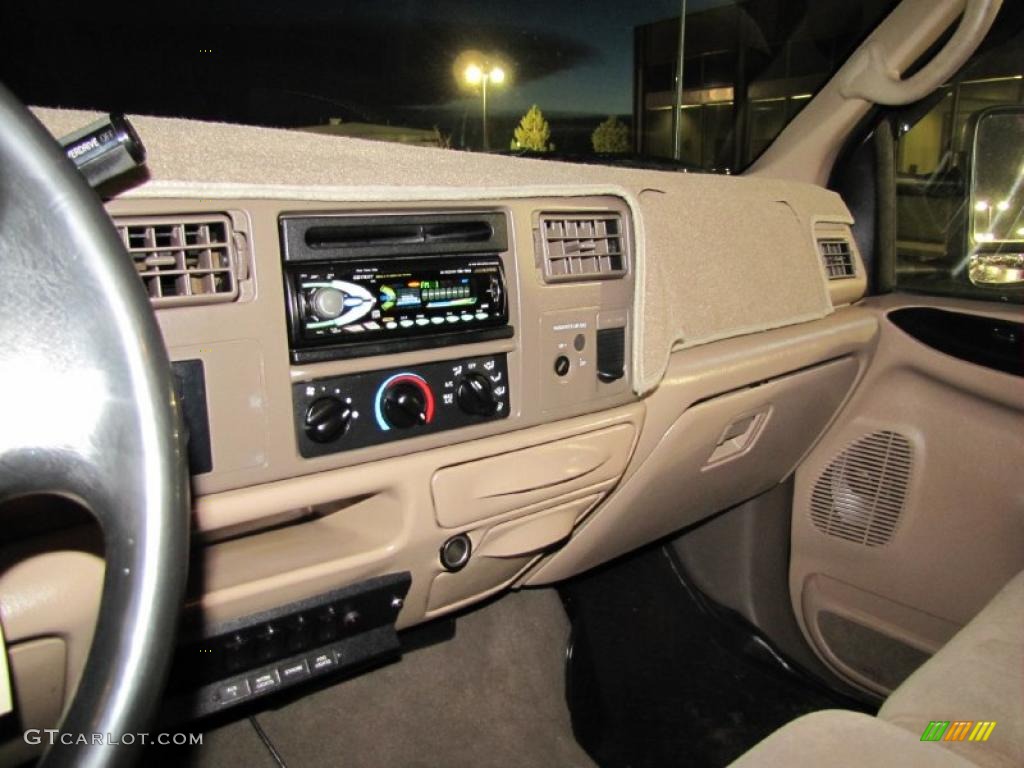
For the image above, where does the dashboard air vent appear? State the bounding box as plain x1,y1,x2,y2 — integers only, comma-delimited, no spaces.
538,213,626,281
114,214,241,307
817,238,856,280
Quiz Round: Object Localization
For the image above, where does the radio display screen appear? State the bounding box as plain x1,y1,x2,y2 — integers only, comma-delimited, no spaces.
289,257,507,347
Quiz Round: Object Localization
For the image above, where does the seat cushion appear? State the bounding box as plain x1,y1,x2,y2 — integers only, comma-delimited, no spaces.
879,569,1024,768
727,710,976,767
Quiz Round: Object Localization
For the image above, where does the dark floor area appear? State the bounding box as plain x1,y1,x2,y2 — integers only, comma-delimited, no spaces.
142,542,872,768
560,544,871,768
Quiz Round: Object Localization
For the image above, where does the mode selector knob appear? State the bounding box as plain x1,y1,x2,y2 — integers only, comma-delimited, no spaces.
383,382,429,429
456,372,499,417
309,287,345,320
304,396,352,443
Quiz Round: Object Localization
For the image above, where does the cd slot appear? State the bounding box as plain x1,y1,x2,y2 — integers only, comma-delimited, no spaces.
281,211,508,261
305,220,495,250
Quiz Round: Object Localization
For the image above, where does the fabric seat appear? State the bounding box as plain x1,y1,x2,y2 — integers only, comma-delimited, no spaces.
729,570,1024,768
727,710,976,767
878,569,1024,768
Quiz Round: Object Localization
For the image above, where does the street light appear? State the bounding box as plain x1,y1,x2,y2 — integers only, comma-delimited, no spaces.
462,61,506,150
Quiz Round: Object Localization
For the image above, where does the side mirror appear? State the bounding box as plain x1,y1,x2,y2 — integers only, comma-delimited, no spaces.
967,106,1024,287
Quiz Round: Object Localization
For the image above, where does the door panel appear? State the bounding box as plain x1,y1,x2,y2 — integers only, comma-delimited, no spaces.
789,293,1024,695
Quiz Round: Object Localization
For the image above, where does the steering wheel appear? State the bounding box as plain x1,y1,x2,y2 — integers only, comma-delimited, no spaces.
0,85,189,767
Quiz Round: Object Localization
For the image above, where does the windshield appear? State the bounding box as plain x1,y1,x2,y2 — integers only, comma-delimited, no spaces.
3,0,897,172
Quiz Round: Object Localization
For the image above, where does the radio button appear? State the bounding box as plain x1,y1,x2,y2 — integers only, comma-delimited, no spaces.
309,287,345,320
431,317,445,325
415,318,430,326
487,275,503,306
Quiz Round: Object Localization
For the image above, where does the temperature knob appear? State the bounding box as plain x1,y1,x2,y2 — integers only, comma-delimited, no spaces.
304,397,352,443
383,382,430,428
456,372,499,416
374,373,435,432
308,287,345,320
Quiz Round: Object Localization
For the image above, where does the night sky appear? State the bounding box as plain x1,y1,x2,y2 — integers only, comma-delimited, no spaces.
1,0,731,134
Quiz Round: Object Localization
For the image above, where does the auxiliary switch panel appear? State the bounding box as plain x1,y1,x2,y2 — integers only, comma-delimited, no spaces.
167,573,411,718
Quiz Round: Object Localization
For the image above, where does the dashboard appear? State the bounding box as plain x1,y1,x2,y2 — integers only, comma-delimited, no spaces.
127,195,638,499
0,107,877,733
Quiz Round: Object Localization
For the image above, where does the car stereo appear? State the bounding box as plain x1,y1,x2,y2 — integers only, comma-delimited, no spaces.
281,212,513,363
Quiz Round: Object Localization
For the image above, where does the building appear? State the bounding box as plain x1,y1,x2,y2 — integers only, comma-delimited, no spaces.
635,1,911,171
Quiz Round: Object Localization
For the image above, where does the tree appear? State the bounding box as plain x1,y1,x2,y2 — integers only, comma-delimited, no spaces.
592,116,630,154
433,126,453,149
511,105,554,152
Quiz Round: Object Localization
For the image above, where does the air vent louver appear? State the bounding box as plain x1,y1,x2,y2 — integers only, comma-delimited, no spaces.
817,238,856,280
810,430,913,547
538,213,626,281
114,214,240,306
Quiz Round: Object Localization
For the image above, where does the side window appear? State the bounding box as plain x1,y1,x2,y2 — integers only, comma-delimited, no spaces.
892,5,1023,304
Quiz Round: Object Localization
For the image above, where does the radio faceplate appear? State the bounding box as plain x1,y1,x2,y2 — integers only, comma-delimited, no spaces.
285,257,510,362
281,212,514,363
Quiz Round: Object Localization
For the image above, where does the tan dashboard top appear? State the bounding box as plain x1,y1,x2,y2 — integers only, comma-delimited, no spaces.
34,108,856,395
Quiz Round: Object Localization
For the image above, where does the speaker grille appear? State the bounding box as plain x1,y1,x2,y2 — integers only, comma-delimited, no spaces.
810,430,912,546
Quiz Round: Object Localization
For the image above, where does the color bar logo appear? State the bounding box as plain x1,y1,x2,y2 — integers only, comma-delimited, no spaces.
921,721,997,742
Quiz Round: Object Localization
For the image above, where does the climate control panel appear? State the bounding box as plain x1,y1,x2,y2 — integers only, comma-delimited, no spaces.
293,354,510,457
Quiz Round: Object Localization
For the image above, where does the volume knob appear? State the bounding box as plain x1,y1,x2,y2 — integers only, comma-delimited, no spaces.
309,287,345,320
456,372,498,416
304,396,352,443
